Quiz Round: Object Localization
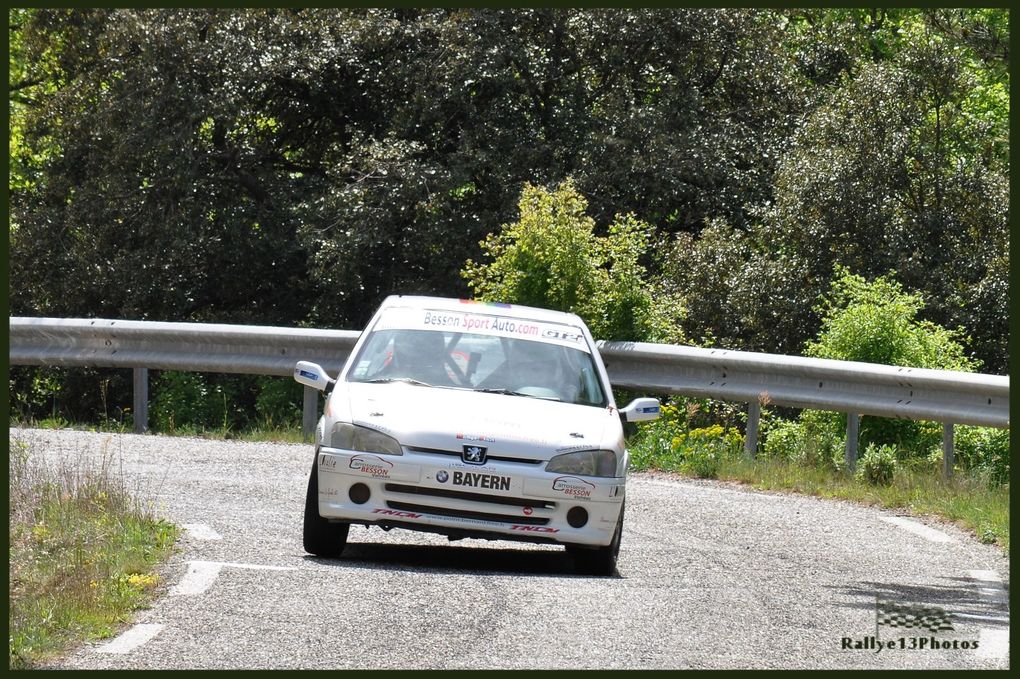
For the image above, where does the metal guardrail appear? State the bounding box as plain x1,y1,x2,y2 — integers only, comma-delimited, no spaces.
597,341,1009,428
9,317,1010,476
598,341,1009,476
8,317,360,375
9,317,360,438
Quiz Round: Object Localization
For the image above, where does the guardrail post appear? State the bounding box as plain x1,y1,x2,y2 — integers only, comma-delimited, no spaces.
302,386,318,440
845,412,859,472
744,400,760,459
133,367,148,434
943,422,954,479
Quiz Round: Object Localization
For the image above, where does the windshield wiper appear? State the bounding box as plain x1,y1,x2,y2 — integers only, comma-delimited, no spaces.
474,387,528,396
366,377,432,387
473,387,560,401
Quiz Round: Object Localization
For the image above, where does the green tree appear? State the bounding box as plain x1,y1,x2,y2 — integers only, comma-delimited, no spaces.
796,269,978,456
10,9,314,324
805,268,979,372
11,8,805,329
668,11,1008,373
462,180,682,343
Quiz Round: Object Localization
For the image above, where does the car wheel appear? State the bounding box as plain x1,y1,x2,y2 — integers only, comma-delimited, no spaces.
303,456,350,558
569,501,624,576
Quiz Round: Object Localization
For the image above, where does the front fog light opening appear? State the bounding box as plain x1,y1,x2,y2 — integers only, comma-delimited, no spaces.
566,506,589,528
349,483,371,505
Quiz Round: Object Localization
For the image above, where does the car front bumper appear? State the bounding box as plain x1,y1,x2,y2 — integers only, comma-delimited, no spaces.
315,446,625,547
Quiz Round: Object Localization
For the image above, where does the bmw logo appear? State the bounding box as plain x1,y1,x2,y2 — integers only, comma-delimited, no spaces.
436,470,449,483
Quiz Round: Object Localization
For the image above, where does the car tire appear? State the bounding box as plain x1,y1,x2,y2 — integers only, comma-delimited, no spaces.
569,501,624,576
303,456,350,558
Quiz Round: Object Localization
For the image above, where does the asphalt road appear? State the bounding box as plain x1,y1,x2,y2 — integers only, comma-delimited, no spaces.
12,427,1009,670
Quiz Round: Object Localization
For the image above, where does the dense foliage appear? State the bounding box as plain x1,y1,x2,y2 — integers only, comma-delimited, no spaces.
634,272,1008,485
666,11,1009,369
806,268,979,372
9,8,1008,427
767,270,984,467
462,180,683,343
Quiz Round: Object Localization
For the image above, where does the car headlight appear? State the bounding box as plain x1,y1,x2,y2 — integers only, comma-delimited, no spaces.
330,423,403,455
545,449,618,477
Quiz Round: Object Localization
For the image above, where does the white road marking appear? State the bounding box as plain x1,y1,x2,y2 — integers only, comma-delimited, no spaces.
976,630,1009,661
95,623,164,654
182,523,222,540
211,560,298,571
878,516,955,543
952,611,1010,624
969,570,1009,604
169,560,298,596
968,570,1009,661
170,561,224,596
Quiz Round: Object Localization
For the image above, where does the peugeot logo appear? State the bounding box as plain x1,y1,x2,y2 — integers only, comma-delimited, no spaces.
462,445,488,465
436,470,449,483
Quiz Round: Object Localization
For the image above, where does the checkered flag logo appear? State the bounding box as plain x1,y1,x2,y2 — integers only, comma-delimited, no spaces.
877,599,954,632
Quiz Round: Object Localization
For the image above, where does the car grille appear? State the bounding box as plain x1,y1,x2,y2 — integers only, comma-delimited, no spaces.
405,446,544,465
384,483,554,509
385,500,550,525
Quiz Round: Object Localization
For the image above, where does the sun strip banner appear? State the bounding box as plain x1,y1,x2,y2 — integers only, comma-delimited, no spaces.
373,306,591,352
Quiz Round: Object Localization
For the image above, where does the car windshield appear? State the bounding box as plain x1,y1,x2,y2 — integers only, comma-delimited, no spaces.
346,325,607,407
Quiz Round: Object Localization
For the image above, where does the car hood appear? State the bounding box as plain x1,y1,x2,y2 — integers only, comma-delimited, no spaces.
327,382,620,460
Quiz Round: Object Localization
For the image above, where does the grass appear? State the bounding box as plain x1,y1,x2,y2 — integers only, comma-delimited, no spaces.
24,415,309,444
164,421,308,444
628,428,1010,554
8,436,180,669
715,455,1010,553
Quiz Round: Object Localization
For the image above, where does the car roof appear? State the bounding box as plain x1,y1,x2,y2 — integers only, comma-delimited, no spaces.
378,295,588,328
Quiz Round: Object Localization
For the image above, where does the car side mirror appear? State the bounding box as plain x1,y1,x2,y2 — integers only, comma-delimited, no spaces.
620,397,661,422
294,361,335,392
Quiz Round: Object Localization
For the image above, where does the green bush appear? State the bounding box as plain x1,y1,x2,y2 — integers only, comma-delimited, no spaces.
151,372,245,434
152,372,206,433
761,418,802,459
950,425,1010,486
627,400,743,478
254,376,303,428
806,267,979,372
8,367,64,422
675,425,743,479
749,269,986,478
682,446,722,479
462,179,684,343
762,414,844,470
799,268,981,458
856,443,898,485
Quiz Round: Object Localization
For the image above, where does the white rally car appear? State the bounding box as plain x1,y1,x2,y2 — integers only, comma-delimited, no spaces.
294,295,660,574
